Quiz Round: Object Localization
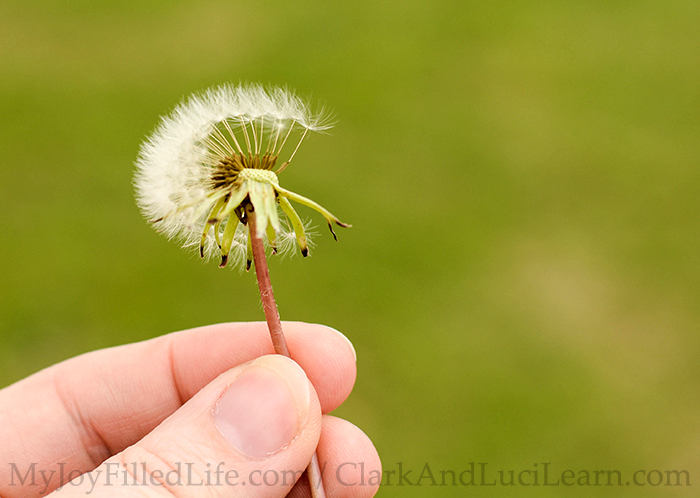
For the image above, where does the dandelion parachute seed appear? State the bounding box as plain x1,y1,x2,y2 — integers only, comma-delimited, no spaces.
134,83,350,269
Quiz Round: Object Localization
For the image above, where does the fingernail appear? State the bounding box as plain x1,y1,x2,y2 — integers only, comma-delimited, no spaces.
214,356,310,457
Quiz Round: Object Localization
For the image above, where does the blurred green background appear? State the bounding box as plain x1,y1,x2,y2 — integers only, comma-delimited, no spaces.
1,0,700,496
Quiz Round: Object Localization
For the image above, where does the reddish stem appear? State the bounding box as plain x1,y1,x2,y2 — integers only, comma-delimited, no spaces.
245,204,326,498
246,205,290,356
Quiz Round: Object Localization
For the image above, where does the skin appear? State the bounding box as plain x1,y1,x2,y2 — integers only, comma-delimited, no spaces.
0,322,381,498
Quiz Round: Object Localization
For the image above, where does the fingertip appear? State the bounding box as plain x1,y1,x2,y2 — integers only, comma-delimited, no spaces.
319,416,382,495
325,325,357,363
288,415,382,498
283,322,358,413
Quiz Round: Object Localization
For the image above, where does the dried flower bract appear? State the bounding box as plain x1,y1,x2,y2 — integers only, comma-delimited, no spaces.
135,84,349,269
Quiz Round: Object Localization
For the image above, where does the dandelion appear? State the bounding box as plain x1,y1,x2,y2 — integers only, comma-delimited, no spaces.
134,83,348,498
134,83,349,269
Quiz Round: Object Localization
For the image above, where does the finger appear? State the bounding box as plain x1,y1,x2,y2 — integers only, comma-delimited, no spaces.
0,322,356,498
47,355,322,498
169,322,357,412
288,416,382,498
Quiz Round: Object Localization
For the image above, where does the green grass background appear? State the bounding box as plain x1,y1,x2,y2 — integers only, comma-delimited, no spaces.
1,0,700,496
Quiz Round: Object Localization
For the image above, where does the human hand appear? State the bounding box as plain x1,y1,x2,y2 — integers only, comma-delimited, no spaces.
0,322,381,497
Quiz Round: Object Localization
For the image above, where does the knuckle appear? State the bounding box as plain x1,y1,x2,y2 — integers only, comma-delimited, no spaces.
113,441,217,498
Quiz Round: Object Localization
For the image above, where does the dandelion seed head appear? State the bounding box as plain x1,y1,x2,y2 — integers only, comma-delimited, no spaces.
135,83,348,269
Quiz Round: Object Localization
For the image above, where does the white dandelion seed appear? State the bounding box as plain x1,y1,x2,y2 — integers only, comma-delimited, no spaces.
134,83,349,269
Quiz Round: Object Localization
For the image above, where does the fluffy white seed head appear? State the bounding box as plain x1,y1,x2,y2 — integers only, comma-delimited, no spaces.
134,83,333,266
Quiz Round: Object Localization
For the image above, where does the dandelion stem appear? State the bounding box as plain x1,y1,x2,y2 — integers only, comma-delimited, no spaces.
245,203,327,498
246,204,288,355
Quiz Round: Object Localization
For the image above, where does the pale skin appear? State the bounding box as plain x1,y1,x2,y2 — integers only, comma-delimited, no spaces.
0,322,381,498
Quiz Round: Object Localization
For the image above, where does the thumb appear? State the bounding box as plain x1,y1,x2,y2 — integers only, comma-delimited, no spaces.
53,355,322,498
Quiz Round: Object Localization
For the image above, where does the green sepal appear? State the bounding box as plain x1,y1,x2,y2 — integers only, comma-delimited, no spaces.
278,196,308,257
274,185,350,239
248,180,280,238
201,196,227,257
266,221,278,254
219,215,240,268
245,226,253,272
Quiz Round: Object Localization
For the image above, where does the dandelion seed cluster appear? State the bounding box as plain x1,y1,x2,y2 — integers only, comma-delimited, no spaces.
134,84,349,269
